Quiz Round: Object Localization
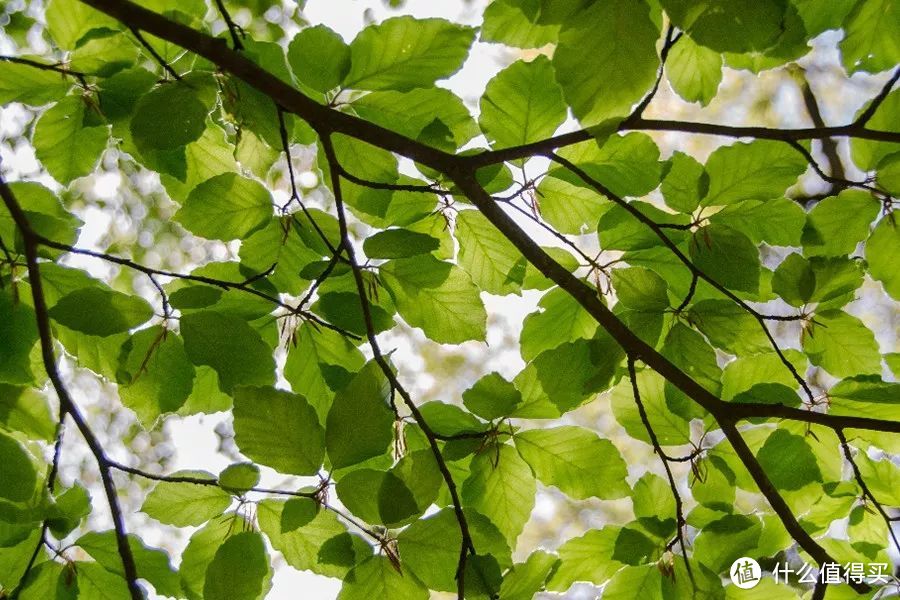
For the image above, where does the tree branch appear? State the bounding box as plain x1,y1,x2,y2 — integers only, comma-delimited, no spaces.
0,177,143,600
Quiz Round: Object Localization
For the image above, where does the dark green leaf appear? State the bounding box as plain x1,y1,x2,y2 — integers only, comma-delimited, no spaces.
325,362,394,469
0,431,36,503
363,228,440,259
689,224,760,293
756,429,821,490
463,372,522,420
204,531,269,600
661,0,788,52
288,25,350,92
180,311,275,393
49,287,153,337
233,386,324,476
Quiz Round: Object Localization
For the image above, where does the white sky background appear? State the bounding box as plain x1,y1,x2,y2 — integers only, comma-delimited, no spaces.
1,0,897,598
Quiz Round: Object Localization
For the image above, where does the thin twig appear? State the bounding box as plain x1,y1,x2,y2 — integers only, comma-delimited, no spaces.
627,357,695,589
0,54,88,87
213,0,244,50
130,27,181,80
320,133,477,600
854,67,900,127
836,429,900,555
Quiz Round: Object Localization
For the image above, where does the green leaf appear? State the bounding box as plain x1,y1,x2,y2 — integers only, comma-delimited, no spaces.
363,228,439,259
131,81,209,153
45,0,116,50
326,362,394,469
352,88,478,152
661,151,707,214
772,253,816,306
850,90,900,171
660,0,788,52
16,561,77,600
288,25,350,92
687,300,771,355
381,255,487,343
479,56,566,149
632,473,676,538
140,470,232,526
756,429,821,490
554,0,659,124
283,323,365,420
693,514,761,574
76,531,180,598
689,224,760,293
546,527,645,590
536,174,609,235
865,216,900,299
802,310,881,378
343,17,475,91
558,133,663,198
1,182,82,256
520,288,598,363
611,267,670,312
0,431,36,503
398,508,511,593
801,190,880,257
175,173,273,240
610,369,691,446
233,386,324,476
258,499,370,578
75,562,131,600
218,462,260,494
49,287,153,337
337,449,440,527
481,0,559,48
462,444,536,546
417,401,487,437
662,323,721,396
514,426,629,500
840,0,900,74
666,34,723,105
0,60,70,106
463,372,523,420
180,311,275,393
857,453,900,505
204,531,269,600
709,197,805,246
117,327,195,427
33,96,108,184
338,555,428,600
598,201,689,251
702,140,806,206
721,350,808,400
455,210,524,295
0,290,38,385
0,385,56,441
498,551,558,600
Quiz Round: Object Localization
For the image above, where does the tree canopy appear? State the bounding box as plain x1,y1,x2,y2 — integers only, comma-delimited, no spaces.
0,0,899,599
